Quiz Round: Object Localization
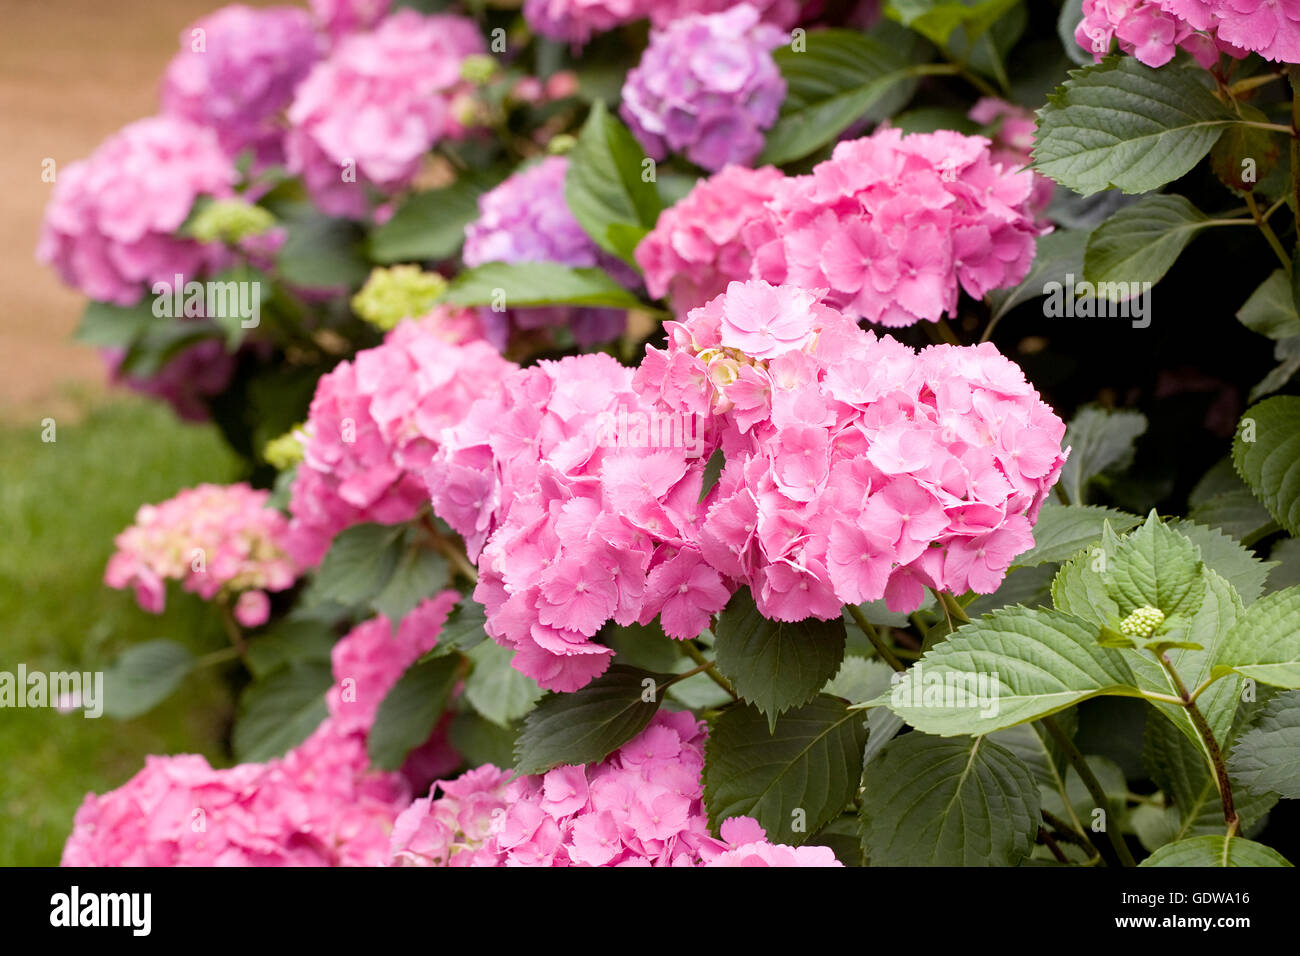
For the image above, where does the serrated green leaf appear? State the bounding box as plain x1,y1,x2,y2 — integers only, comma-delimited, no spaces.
859,732,1040,865
101,640,196,719
245,619,337,680
824,656,905,763
1017,502,1142,567
448,711,520,769
1058,405,1147,506
1216,586,1300,688
714,587,847,728
1033,56,1236,196
1234,396,1300,535
434,598,489,654
371,543,448,624
1083,194,1210,297
366,171,501,263
232,662,331,762
514,665,668,774
442,262,646,311
1103,512,1206,619
888,607,1139,736
1228,690,1300,798
705,695,867,846
1169,518,1276,604
1237,269,1300,340
276,206,369,289
464,639,543,728
368,654,461,771
565,101,661,264
1140,834,1292,867
310,522,405,608
759,27,922,166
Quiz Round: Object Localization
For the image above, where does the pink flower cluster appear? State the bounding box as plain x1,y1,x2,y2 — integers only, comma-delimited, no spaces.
620,4,788,172
389,712,840,866
462,156,636,347
104,483,299,627
62,594,461,867
1159,0,1300,62
638,127,1042,328
635,279,1067,618
1075,0,1229,66
285,10,485,217
523,0,803,45
310,0,391,43
288,313,515,566
426,353,722,691
37,116,235,306
161,5,322,168
636,163,784,314
966,98,1055,219
745,128,1042,328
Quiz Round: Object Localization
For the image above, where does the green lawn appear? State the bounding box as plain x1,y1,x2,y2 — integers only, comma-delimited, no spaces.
0,397,245,865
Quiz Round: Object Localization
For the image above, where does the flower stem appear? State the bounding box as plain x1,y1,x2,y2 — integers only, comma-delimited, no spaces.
679,640,737,699
1155,653,1238,834
846,603,905,672
1042,715,1138,867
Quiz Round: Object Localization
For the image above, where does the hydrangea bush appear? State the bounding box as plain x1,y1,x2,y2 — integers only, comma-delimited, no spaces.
39,0,1300,868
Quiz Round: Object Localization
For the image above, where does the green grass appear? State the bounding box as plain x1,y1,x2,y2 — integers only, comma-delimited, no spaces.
0,397,246,865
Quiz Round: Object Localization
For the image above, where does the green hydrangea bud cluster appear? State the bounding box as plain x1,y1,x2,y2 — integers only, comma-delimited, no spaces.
350,266,448,331
189,198,277,244
1119,605,1165,639
263,426,305,471
460,54,498,85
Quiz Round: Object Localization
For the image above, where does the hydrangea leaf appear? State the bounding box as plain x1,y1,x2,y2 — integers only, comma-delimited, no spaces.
514,665,669,775
101,640,197,720
704,695,867,846
1033,56,1237,196
232,662,332,763
1082,194,1211,297
1139,835,1292,867
368,653,461,771
858,732,1040,865
443,261,647,311
464,639,544,729
1215,586,1300,689
714,587,847,729
1233,396,1300,535
1058,405,1147,506
1228,690,1300,799
887,606,1140,736
1016,502,1141,567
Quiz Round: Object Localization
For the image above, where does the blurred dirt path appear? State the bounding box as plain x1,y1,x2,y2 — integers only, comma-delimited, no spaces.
0,0,271,418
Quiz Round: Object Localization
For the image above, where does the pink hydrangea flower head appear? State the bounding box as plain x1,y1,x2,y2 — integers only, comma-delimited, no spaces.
161,5,323,168
620,4,788,172
287,319,516,566
388,713,843,866
636,163,783,313
463,156,636,347
1076,0,1252,67
635,283,1068,619
104,482,300,616
285,10,486,217
310,0,392,42
37,116,236,305
1157,0,1300,61
966,98,1054,219
426,353,723,690
523,0,646,46
747,127,1043,328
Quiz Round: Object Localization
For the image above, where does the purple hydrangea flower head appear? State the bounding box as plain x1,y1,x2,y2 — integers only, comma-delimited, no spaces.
463,156,635,346
310,0,392,43
620,3,788,172
161,5,323,168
